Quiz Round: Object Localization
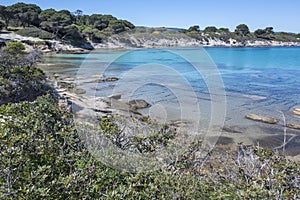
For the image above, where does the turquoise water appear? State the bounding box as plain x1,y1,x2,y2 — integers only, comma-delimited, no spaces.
42,47,300,154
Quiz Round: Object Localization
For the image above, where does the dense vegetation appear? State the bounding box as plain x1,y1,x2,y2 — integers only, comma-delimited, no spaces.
0,3,135,46
180,24,300,43
1,96,299,199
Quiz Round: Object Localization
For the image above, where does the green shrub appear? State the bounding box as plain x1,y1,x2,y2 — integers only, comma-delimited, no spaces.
0,95,299,199
0,20,5,30
0,95,102,199
16,27,54,39
0,65,50,104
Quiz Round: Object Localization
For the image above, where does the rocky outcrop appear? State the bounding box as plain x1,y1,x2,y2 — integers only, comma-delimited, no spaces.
57,81,75,90
286,123,300,130
292,108,300,116
2,31,300,52
128,99,150,110
245,114,278,124
0,32,92,53
94,34,300,49
108,94,122,100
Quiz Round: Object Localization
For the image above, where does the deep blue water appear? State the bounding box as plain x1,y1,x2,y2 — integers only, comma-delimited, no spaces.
42,47,300,154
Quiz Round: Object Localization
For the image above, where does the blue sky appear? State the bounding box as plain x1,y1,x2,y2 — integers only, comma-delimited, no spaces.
1,0,300,33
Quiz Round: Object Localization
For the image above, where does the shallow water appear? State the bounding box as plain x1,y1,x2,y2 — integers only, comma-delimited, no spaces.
41,47,300,155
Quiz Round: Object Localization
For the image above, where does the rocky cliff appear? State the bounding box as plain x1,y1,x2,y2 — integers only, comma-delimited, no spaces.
1,31,300,53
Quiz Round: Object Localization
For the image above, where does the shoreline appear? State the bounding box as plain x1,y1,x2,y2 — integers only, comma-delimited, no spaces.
47,72,300,163
2,31,300,53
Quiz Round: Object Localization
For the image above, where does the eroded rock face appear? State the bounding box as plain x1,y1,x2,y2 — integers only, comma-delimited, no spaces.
292,108,300,116
245,114,278,124
128,99,150,110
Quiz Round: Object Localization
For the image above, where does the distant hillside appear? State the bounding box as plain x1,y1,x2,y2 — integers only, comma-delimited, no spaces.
1,3,300,50
0,2,135,48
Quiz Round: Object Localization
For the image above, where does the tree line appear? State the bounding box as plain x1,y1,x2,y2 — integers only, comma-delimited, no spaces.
0,3,135,43
182,24,300,42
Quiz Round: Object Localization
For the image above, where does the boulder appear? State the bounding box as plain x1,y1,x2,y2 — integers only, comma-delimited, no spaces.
98,101,110,109
108,94,121,100
245,114,278,124
292,108,300,116
128,99,150,110
286,123,300,130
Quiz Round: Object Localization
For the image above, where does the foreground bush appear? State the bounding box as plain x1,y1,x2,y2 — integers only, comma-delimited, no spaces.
0,95,103,199
0,65,50,104
0,41,48,105
0,94,299,199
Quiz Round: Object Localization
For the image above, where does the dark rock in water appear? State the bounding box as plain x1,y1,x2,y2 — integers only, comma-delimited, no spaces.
105,77,119,82
245,114,278,124
292,108,300,116
74,88,86,95
215,136,234,145
92,108,112,114
222,126,243,133
86,77,119,84
286,123,300,130
128,99,150,110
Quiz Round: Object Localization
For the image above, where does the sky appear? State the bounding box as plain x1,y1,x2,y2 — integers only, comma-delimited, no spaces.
1,0,300,33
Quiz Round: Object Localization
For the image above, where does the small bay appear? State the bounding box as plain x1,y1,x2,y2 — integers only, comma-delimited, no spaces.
41,47,300,155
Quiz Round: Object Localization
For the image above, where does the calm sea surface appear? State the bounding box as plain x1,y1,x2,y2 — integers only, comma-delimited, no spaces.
41,47,300,154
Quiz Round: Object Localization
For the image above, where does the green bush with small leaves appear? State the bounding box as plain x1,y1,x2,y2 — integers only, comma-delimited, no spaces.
16,27,55,39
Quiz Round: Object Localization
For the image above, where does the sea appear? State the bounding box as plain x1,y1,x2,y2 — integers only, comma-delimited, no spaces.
40,47,300,155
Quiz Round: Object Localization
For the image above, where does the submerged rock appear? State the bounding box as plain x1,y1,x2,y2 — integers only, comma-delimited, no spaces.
245,114,278,124
74,88,86,95
90,74,104,79
85,77,119,84
292,108,300,116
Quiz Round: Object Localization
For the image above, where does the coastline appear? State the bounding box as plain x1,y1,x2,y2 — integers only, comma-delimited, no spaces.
1,31,300,53
47,71,300,163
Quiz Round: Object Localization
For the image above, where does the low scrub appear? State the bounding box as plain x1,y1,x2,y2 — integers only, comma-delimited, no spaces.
16,27,54,39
